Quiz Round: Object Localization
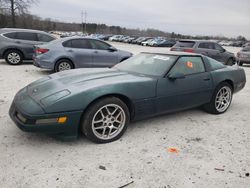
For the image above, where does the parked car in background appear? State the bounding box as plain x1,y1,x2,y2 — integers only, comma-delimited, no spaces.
243,42,250,48
33,37,132,72
131,37,144,44
171,40,236,65
141,38,155,46
10,52,246,143
219,41,233,46
237,47,250,66
109,35,123,42
148,38,165,46
124,36,138,43
151,39,176,47
0,28,56,65
137,37,152,45
231,41,244,47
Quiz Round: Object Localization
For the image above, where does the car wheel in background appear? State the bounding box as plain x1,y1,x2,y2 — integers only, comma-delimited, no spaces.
81,97,130,143
226,58,234,66
55,59,74,72
203,82,233,114
4,50,23,65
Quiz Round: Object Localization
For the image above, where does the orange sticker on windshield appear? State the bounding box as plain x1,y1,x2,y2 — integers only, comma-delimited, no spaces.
186,61,193,68
167,147,179,153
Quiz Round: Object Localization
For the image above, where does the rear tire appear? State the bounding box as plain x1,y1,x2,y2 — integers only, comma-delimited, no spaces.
203,82,233,114
4,50,23,65
55,59,74,72
81,97,130,143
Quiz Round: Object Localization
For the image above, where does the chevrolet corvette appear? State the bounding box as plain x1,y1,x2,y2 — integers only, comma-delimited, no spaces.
9,52,246,143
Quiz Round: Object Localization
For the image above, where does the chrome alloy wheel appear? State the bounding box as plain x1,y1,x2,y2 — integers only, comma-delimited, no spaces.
215,86,232,113
7,52,21,64
92,104,126,140
58,62,72,71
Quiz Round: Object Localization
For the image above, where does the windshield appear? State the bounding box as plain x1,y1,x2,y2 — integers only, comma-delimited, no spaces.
114,53,178,76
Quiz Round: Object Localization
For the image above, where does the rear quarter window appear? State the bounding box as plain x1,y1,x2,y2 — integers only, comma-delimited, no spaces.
206,57,225,70
3,32,17,39
175,41,195,48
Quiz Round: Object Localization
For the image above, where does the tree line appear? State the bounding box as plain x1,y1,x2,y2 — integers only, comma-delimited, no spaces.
0,0,247,41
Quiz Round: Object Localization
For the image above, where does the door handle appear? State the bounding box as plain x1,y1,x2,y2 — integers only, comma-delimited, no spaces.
15,41,21,44
67,50,73,52
203,78,211,81
94,51,98,54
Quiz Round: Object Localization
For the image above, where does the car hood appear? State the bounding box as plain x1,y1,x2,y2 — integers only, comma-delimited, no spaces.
27,68,156,108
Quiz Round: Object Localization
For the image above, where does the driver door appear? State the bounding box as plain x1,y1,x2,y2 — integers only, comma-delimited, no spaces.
156,56,213,113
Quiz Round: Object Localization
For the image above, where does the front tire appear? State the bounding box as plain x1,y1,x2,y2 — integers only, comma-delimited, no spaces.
55,59,74,72
4,50,23,65
203,82,233,114
226,58,234,66
81,97,130,143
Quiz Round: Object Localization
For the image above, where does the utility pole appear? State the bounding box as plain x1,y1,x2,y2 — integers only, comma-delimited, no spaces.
81,10,87,34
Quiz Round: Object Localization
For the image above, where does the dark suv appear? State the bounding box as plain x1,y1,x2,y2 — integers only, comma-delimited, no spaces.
0,28,56,65
171,40,236,65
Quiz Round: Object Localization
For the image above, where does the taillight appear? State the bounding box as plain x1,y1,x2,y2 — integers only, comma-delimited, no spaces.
170,48,174,51
183,48,194,53
36,48,49,54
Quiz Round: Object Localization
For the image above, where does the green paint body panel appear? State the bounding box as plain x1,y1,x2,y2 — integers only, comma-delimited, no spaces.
9,54,246,140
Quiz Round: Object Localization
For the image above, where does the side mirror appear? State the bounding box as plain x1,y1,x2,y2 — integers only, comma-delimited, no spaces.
108,46,117,52
220,48,226,53
168,73,185,80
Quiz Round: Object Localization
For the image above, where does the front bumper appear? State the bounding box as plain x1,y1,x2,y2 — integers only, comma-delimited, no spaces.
9,98,83,140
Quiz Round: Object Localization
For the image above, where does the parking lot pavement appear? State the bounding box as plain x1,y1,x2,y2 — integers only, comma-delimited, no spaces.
0,44,249,188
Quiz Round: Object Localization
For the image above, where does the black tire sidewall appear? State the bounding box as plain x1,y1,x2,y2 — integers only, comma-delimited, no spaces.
81,97,130,143
226,58,234,66
5,50,23,65
55,59,73,72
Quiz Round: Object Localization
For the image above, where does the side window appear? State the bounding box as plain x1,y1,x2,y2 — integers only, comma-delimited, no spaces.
62,40,72,48
206,57,225,70
3,32,17,39
89,40,111,50
198,42,214,49
15,32,37,41
37,33,55,42
214,43,224,51
71,39,91,49
170,56,205,76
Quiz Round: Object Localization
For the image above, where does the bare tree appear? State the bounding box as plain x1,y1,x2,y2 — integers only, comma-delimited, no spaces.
1,0,38,27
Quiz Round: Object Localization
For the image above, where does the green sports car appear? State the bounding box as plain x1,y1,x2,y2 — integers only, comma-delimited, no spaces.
9,52,246,143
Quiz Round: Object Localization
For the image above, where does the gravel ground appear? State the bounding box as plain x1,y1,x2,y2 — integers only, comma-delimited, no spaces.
0,43,249,188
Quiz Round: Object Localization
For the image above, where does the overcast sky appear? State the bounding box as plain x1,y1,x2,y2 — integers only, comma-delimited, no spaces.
30,0,250,39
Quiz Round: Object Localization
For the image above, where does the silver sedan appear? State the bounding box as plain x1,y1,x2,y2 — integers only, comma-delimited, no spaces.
33,37,132,72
